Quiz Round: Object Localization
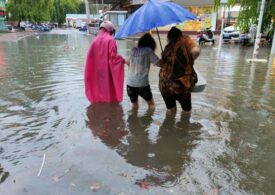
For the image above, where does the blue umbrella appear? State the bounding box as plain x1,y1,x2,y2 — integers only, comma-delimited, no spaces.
115,0,197,50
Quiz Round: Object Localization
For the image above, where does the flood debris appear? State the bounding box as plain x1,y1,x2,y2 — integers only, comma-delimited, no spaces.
203,188,219,195
90,183,103,192
119,173,128,178
135,180,149,189
37,153,46,177
52,175,60,183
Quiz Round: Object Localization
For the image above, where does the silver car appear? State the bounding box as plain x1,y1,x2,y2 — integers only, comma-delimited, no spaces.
223,26,240,42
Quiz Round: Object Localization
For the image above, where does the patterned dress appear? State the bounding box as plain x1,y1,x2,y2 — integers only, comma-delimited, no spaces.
159,34,197,97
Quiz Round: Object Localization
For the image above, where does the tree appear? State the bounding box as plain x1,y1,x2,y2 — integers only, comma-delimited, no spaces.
78,2,86,14
6,0,53,23
214,0,275,33
6,0,81,26
51,0,81,27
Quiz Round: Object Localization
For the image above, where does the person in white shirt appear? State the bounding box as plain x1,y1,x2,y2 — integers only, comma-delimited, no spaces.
20,21,26,31
127,33,160,110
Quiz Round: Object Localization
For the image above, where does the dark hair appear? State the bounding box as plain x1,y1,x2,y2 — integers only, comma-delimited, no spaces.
138,33,156,51
167,27,182,43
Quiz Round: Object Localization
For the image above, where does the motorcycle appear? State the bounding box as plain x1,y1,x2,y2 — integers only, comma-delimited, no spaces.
239,25,257,46
239,33,251,46
197,28,215,45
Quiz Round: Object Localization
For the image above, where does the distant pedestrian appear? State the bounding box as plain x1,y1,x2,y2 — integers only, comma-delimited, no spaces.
126,33,160,110
84,21,127,104
20,21,26,31
159,27,200,113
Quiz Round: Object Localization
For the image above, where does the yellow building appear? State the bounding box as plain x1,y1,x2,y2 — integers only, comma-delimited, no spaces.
159,0,216,31
88,0,238,32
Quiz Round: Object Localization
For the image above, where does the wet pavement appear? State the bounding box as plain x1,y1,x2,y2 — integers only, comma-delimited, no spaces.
0,31,35,42
0,29,274,194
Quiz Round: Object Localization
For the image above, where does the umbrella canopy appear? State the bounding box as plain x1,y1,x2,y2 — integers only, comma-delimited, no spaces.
115,0,197,39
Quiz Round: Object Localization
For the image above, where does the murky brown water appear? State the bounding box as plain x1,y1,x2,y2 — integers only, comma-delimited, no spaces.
0,29,275,194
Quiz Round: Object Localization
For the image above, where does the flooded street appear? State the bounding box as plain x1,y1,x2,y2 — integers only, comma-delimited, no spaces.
0,30,274,194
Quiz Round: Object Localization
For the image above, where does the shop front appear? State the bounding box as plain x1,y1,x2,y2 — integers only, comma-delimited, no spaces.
157,5,217,32
0,0,6,31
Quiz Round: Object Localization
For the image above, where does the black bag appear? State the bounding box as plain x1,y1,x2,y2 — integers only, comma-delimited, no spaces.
172,46,197,90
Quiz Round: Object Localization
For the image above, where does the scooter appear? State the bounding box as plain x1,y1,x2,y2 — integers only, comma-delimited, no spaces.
197,28,215,45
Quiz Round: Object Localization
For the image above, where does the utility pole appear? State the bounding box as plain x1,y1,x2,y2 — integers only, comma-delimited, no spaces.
270,30,275,64
85,0,90,34
252,0,266,59
218,0,227,52
85,0,90,23
96,0,99,17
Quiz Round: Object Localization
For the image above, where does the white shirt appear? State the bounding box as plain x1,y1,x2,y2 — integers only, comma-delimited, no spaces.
127,47,159,87
20,21,26,28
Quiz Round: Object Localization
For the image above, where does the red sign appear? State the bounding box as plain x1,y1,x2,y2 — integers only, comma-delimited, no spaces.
0,10,4,16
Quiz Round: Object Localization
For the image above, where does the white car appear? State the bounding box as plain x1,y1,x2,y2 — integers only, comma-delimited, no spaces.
223,26,240,42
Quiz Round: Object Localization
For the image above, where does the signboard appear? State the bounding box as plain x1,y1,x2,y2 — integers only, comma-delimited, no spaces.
0,9,5,17
0,0,6,31
131,0,146,5
220,0,228,4
0,0,5,7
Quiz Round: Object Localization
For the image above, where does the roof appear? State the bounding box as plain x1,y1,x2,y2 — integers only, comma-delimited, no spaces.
172,0,214,7
88,0,214,6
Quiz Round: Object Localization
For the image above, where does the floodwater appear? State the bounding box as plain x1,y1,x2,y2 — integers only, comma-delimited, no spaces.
0,29,274,194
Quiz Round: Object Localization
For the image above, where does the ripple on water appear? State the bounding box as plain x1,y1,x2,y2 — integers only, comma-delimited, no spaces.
0,34,87,171
209,167,243,193
136,169,179,188
151,170,180,188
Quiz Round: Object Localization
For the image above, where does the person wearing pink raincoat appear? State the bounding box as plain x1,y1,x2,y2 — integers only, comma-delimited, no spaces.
85,21,126,104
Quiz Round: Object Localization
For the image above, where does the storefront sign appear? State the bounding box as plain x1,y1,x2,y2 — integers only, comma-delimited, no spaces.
131,0,146,5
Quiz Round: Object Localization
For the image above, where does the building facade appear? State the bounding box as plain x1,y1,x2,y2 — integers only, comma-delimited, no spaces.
0,0,6,31
87,0,240,32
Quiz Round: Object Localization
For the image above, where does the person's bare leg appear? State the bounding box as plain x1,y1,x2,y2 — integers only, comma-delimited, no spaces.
182,110,191,115
147,99,155,110
166,106,176,115
132,102,139,110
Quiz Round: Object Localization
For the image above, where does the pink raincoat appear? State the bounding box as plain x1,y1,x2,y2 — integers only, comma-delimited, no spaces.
85,29,125,104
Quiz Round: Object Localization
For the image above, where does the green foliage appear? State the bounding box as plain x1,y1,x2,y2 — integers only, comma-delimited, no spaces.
6,0,29,21
214,0,275,33
6,0,53,22
236,0,258,32
6,0,81,25
78,2,86,14
51,0,81,27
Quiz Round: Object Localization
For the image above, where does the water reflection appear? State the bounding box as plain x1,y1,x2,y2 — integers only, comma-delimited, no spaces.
0,32,275,194
0,33,88,174
87,105,202,188
0,164,9,184
125,111,201,188
0,46,5,77
86,103,128,149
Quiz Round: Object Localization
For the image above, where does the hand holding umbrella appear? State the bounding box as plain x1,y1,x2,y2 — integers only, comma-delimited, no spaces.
115,0,197,52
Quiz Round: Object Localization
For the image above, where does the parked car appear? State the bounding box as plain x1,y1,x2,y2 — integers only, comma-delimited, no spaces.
74,20,85,29
79,23,87,32
31,24,52,32
5,24,13,31
223,26,240,42
89,21,101,35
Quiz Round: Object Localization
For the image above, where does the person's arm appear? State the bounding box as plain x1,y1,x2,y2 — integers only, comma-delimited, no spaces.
109,38,125,66
150,51,160,67
191,46,200,60
125,59,130,66
184,35,200,60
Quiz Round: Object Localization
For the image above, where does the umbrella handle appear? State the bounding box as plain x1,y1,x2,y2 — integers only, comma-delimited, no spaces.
156,27,163,54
